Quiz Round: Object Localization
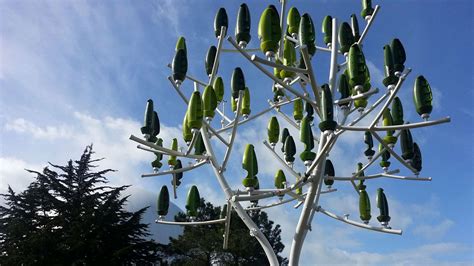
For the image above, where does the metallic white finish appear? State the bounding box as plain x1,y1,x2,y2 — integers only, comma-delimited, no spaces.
263,140,303,180
199,123,279,265
357,5,381,45
245,197,299,211
251,54,308,74
141,160,208,177
335,87,379,105
317,206,402,235
371,132,419,174
300,45,321,112
340,117,451,131
368,69,412,129
129,3,452,264
156,218,226,226
209,26,226,85
133,140,208,160
223,200,232,249
221,48,260,53
228,36,318,111
289,131,330,265
278,0,287,58
167,63,207,86
221,92,243,172
328,18,338,96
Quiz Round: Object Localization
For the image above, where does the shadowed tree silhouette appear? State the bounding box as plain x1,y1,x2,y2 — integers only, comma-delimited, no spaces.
167,198,287,265
0,145,164,265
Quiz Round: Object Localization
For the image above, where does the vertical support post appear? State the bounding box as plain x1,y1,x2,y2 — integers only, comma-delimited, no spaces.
199,125,279,265
172,171,177,199
328,18,338,95
289,131,330,265
300,46,321,115
278,0,287,58
221,92,243,172
209,26,226,86
223,200,232,249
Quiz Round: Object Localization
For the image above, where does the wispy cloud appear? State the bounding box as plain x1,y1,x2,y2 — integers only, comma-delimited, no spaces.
151,0,188,36
300,240,471,266
414,219,454,240
0,157,43,193
1,111,184,242
5,118,73,140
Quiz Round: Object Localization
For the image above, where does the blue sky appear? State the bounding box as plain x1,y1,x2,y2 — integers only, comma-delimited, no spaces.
1,0,473,265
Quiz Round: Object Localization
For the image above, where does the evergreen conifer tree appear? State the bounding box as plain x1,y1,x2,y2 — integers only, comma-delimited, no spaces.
0,145,163,265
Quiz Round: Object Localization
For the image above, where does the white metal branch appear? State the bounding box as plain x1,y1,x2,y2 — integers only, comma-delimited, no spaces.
232,179,311,203
339,89,391,129
289,131,330,265
199,118,279,264
156,218,226,226
168,76,189,104
382,173,432,181
340,117,451,132
316,45,332,52
166,64,207,87
203,120,230,146
328,169,400,181
285,35,299,44
251,54,308,74
216,104,233,124
221,91,243,172
368,69,412,129
287,191,305,201
185,131,198,156
213,97,296,135
371,132,419,174
316,206,402,235
278,0,287,58
166,82,230,146
304,132,338,176
271,102,299,126
285,35,334,53
221,48,261,53
263,140,304,180
347,131,403,191
334,87,379,105
300,45,321,112
209,26,226,85
223,200,232,249
245,197,299,211
141,160,208,178
227,36,318,111
328,18,339,96
357,5,381,45
132,138,209,160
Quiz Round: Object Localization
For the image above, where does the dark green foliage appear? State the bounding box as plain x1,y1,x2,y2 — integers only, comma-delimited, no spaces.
167,199,287,265
0,145,162,265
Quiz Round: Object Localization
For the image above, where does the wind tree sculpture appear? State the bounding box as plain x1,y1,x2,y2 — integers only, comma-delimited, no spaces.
129,1,450,265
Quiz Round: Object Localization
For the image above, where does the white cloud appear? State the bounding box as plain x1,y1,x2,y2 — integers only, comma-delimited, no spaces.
300,241,471,266
413,219,454,240
431,86,443,113
5,118,73,140
151,0,187,36
0,157,42,193
1,106,466,262
1,111,186,242
367,59,385,90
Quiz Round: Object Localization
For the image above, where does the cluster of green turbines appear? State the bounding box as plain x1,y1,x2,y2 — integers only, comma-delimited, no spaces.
146,0,434,224
127,1,451,263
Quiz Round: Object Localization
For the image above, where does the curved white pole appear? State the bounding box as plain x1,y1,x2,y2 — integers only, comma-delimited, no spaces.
317,206,402,235
156,218,226,226
289,131,330,265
